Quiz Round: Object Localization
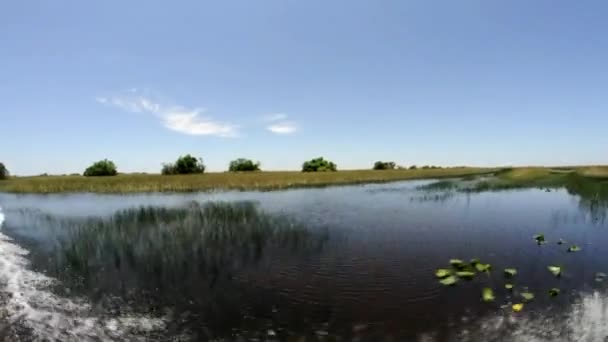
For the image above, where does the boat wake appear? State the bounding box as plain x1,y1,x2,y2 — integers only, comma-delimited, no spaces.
0,206,166,341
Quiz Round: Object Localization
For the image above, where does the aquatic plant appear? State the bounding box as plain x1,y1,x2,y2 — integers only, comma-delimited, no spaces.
482,288,495,302
27,201,329,336
548,266,562,277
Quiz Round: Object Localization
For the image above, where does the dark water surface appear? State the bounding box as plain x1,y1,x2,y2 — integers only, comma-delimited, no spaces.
1,180,608,341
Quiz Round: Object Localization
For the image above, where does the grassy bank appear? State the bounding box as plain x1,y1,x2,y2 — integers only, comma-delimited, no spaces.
0,167,497,194
419,166,608,192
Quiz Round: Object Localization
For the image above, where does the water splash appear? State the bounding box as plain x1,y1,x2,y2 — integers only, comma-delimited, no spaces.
0,206,166,341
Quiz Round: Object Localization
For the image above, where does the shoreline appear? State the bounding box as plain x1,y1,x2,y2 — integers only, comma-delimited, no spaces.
0,168,498,194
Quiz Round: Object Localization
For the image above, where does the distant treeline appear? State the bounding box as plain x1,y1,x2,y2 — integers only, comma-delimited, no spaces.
0,157,444,178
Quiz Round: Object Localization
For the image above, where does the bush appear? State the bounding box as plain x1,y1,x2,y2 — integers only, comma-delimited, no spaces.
83,159,117,177
409,165,417,170
162,154,205,175
373,161,396,170
0,163,9,180
229,158,261,172
302,157,337,172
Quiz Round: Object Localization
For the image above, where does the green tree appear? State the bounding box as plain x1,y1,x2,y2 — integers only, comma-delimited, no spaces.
229,158,261,172
373,161,396,170
0,163,9,180
302,157,337,172
409,165,418,170
83,159,118,177
162,154,205,175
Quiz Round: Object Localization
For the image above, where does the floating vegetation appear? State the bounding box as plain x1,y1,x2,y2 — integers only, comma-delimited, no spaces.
436,232,603,313
435,269,452,278
512,303,524,312
504,268,517,277
475,263,492,273
533,234,546,245
456,271,475,280
521,292,535,303
450,259,466,269
548,266,562,277
482,288,495,302
440,276,458,286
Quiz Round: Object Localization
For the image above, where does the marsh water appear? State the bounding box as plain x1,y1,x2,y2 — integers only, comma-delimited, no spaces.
0,178,608,341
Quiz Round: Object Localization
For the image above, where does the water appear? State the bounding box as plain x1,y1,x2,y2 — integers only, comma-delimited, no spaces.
0,179,608,341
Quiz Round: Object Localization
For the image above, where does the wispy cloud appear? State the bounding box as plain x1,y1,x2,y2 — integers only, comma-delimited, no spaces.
96,93,238,137
264,113,298,135
268,122,297,134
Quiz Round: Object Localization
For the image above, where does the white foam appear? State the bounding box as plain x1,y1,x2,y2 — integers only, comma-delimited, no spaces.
0,206,166,341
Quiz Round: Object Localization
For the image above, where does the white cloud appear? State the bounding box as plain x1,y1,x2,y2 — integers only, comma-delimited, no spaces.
96,93,238,137
268,122,297,134
263,113,298,135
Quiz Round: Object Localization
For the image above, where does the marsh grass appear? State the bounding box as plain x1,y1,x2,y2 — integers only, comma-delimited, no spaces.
0,168,497,193
21,201,329,338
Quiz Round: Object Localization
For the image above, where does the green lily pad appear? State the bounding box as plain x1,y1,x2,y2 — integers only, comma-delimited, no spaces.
567,245,582,253
439,275,458,286
436,269,452,278
470,258,480,266
475,263,492,273
504,268,517,277
549,288,560,297
482,288,495,302
521,291,535,302
456,271,476,279
548,266,562,277
450,259,466,269
505,284,514,291
534,234,546,245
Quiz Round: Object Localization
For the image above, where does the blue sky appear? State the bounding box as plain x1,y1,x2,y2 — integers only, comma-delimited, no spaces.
2,1,607,175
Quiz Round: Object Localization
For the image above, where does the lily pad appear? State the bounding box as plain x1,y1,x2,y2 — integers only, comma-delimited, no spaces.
436,269,452,278
567,245,582,253
456,271,476,279
450,259,466,269
521,292,535,303
533,234,546,245
548,266,562,277
475,263,492,273
439,275,458,286
512,303,524,312
504,268,517,277
557,239,565,245
470,258,480,266
505,284,514,291
549,288,560,297
482,288,495,302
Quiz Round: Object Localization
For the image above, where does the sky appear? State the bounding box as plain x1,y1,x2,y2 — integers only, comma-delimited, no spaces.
1,0,608,175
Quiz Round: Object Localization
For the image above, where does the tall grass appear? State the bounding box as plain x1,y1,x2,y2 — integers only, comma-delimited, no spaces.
20,201,328,339
0,168,497,193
